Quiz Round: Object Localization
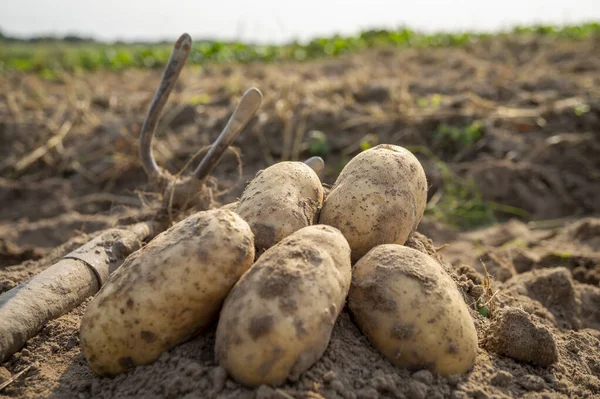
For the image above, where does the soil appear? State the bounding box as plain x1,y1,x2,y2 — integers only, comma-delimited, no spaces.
1,34,600,398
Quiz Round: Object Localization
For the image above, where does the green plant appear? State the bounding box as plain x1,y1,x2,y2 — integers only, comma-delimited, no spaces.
1,22,599,75
574,103,590,116
433,120,484,149
308,130,330,156
416,94,443,108
552,251,571,260
359,134,379,151
407,145,528,229
475,261,497,319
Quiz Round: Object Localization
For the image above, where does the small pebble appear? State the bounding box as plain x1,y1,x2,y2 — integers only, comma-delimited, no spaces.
76,379,92,392
225,380,237,389
323,370,337,382
445,374,462,386
370,373,396,393
210,366,227,393
406,380,429,399
356,387,379,399
354,379,365,389
330,380,345,393
519,374,546,391
158,352,170,362
255,384,277,399
184,362,206,379
428,391,445,399
543,373,558,384
412,369,434,385
491,370,513,387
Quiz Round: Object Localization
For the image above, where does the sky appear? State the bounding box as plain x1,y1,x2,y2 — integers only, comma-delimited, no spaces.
1,0,600,44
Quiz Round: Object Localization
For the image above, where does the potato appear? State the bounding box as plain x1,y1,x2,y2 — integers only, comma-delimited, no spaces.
348,244,478,375
79,209,255,376
319,144,427,262
236,161,324,251
215,225,351,387
220,200,238,212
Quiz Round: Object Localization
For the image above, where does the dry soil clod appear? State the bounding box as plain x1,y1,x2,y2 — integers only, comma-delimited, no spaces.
482,307,558,367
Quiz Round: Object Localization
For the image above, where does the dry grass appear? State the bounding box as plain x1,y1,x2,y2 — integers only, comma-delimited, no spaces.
1,34,598,226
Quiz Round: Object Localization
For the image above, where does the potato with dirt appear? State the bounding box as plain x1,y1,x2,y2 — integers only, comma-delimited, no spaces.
215,224,351,387
236,161,325,251
349,244,478,375
319,144,427,262
79,209,255,376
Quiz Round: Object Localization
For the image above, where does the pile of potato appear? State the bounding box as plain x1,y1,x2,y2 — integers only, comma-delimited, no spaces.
79,144,478,386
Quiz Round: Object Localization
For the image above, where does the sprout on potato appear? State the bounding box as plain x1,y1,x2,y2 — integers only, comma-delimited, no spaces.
236,161,325,251
215,225,351,387
79,209,255,376
319,144,428,262
348,244,478,375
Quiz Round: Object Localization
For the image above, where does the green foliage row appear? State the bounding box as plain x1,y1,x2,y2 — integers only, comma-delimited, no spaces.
1,23,599,74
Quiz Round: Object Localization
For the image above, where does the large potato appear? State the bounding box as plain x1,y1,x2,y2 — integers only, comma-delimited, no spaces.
349,244,478,375
215,225,351,387
80,209,255,376
319,144,427,262
236,161,324,251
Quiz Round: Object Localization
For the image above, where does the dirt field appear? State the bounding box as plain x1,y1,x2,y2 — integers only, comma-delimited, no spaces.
1,33,599,398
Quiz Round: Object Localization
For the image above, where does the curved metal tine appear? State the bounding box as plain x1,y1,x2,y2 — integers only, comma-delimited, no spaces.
193,88,263,180
139,33,192,179
304,156,325,175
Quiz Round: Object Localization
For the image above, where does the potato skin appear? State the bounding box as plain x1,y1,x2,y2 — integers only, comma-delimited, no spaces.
319,144,427,262
215,225,351,387
348,244,478,375
80,209,255,376
220,200,238,212
236,162,324,251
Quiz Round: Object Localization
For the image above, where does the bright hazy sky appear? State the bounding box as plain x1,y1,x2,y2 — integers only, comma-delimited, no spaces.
1,0,599,44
